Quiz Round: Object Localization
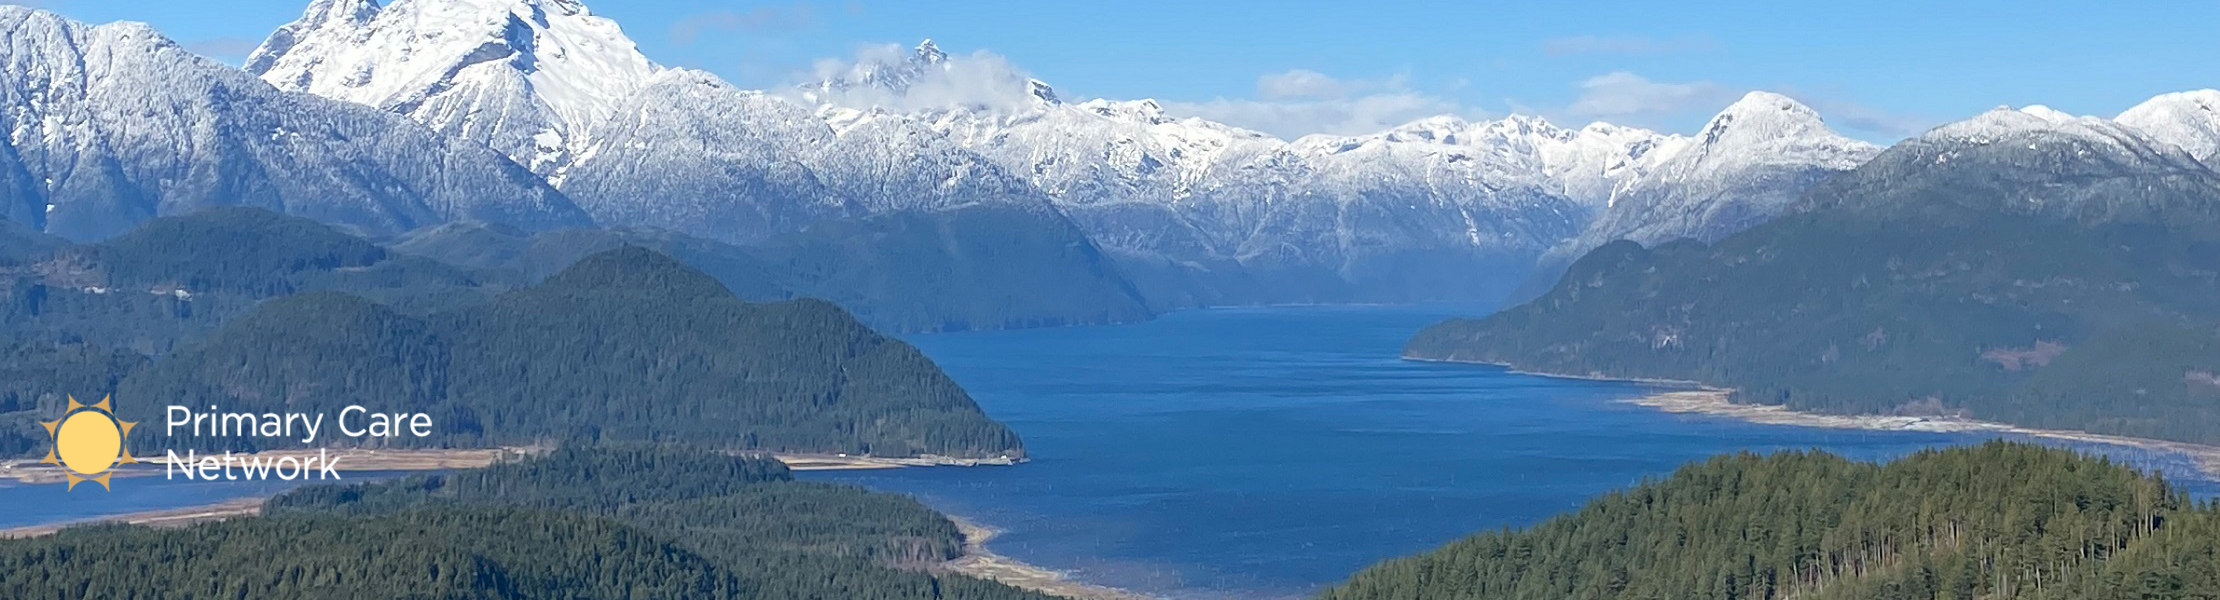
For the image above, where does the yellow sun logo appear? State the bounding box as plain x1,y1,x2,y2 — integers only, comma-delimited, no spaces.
40,395,138,491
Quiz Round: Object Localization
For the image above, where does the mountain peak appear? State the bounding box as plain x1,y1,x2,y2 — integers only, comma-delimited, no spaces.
244,0,377,73
1690,91,1854,151
247,0,660,174
540,246,731,299
1712,91,1821,126
2117,89,2220,162
914,38,947,64
1917,103,2209,169
1931,105,2103,141
1381,115,1472,143
2017,104,2077,123
1723,90,1811,113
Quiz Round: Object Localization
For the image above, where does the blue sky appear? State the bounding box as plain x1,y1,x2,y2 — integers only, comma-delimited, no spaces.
25,0,2220,141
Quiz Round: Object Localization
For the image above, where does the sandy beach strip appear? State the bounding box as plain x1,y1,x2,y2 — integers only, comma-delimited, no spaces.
0,497,266,538
944,516,1156,600
773,453,1026,470
1629,389,2220,480
2,446,537,484
3,448,1017,482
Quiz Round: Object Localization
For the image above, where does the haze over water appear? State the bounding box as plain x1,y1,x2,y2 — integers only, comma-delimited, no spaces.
810,305,2220,599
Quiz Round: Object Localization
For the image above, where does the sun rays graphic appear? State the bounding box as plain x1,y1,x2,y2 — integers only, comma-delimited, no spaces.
40,395,138,491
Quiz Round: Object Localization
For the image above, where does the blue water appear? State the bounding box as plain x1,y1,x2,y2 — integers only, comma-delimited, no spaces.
0,469,427,530
808,305,2220,600
2,305,2211,599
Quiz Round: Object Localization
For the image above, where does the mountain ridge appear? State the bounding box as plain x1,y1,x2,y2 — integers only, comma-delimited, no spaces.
233,0,1892,307
1406,101,2220,446
0,5,593,241
27,0,2220,320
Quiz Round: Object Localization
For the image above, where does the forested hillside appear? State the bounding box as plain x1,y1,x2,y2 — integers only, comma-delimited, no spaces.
0,208,1023,459
0,446,1061,600
1408,120,2220,445
0,208,505,355
392,202,1157,333
1318,443,2220,600
94,247,1021,458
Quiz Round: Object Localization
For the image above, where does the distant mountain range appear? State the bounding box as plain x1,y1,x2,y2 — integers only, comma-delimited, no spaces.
220,0,1883,307
1409,98,2220,445
4,0,2218,330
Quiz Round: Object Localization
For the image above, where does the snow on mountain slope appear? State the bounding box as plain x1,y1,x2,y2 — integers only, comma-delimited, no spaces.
558,68,1052,243
246,0,660,176
0,6,589,240
554,70,846,241
2115,89,2220,163
1800,102,2220,224
1546,92,1878,264
250,11,1047,245
232,0,1889,305
799,41,1670,302
1289,114,1679,210
1925,104,2206,164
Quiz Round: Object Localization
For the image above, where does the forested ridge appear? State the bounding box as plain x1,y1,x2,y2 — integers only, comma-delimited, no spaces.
0,209,1025,459
88,246,1022,458
1318,442,2220,600
0,208,505,355
1407,136,2220,445
391,203,1157,333
0,445,1062,600
1408,212,2220,445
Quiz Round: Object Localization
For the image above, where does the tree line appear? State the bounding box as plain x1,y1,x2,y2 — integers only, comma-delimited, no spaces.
1317,442,2220,600
0,444,1061,600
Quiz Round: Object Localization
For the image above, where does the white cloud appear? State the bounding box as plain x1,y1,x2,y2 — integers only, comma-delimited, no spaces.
1257,69,1353,100
1162,70,1488,139
1564,71,1737,119
799,43,1047,113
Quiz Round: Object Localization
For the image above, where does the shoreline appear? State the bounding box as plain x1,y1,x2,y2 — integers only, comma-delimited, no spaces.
0,467,1145,600
772,453,1026,471
1406,355,2220,480
0,497,265,538
943,515,1155,600
0,447,537,484
1627,389,2220,480
1,447,1020,483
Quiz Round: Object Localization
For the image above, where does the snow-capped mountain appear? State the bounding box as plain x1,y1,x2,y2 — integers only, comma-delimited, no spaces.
239,6,1151,330
2116,89,2220,164
553,70,847,241
1290,114,1677,210
231,0,1899,304
558,68,1052,243
0,5,589,241
800,42,1678,302
246,0,660,176
1804,104,2220,224
1547,92,1879,263
249,5,1052,244
225,0,2214,310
